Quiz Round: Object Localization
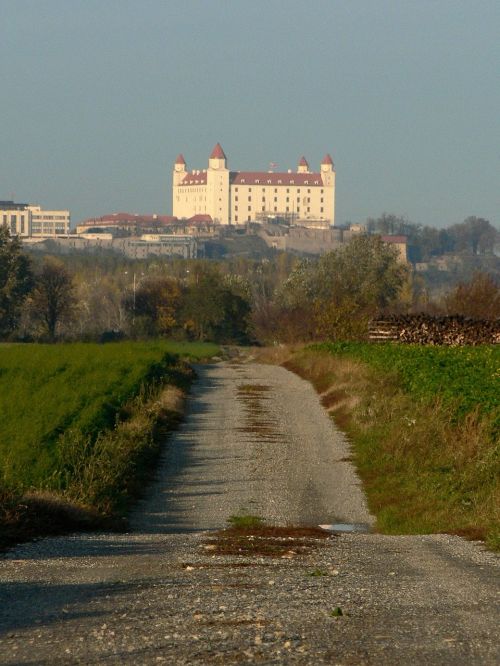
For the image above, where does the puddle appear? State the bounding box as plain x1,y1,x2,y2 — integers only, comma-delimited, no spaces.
319,523,370,533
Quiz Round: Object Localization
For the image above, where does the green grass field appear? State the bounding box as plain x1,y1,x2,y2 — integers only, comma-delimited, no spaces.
0,341,218,490
312,342,499,424
287,342,499,548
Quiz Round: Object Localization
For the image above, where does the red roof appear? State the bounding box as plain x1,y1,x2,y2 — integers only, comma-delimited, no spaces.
188,214,213,224
381,235,408,244
210,143,226,159
180,171,208,185
179,170,328,187
321,153,334,165
231,171,324,186
80,213,177,225
298,156,309,167
175,154,186,165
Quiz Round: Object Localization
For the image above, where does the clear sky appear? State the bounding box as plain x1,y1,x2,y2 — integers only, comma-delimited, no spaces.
1,0,499,228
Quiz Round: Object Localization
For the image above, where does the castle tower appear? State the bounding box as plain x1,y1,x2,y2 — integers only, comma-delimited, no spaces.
173,154,187,186
207,143,230,224
297,156,309,173
208,142,227,170
320,154,336,226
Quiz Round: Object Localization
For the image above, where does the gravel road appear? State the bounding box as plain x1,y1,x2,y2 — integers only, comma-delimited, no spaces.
0,361,498,665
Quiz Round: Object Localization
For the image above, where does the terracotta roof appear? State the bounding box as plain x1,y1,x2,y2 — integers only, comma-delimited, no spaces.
321,153,334,165
298,156,309,167
180,170,326,186
175,154,186,165
381,235,408,244
80,213,177,225
188,214,213,224
230,171,324,186
210,142,226,159
180,171,208,185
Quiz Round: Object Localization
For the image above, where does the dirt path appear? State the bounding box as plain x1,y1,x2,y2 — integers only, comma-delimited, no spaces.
0,362,498,665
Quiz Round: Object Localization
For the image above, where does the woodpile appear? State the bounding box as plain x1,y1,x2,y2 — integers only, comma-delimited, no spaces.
369,314,500,346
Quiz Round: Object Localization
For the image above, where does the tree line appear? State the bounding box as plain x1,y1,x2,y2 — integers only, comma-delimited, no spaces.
1,225,498,344
366,214,498,261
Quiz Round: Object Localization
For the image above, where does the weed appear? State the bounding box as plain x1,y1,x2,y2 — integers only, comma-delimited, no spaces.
227,513,266,529
329,607,343,617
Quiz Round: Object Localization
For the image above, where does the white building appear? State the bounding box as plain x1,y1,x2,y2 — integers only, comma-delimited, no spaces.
0,201,70,237
173,144,335,226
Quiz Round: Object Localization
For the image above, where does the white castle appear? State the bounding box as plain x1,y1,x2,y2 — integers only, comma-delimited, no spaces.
173,143,335,226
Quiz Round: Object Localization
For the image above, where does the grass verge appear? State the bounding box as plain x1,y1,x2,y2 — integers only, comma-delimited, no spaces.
277,344,499,550
0,341,219,549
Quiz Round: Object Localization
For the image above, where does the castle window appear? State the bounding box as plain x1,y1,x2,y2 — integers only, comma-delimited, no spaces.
262,205,265,211
235,205,238,211
278,180,282,184
235,215,238,222
290,180,294,185
286,197,289,202
274,197,277,203
262,197,265,202
320,197,323,203
320,207,324,213
248,206,251,211
235,196,238,201
274,189,277,193
267,180,271,184
304,181,309,185
321,189,324,194
307,189,311,193
256,179,260,184
274,207,277,212
286,206,289,212
235,187,238,191
248,196,251,202
241,179,245,183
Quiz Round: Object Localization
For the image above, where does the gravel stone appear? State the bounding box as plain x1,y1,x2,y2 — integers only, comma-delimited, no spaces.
0,361,498,664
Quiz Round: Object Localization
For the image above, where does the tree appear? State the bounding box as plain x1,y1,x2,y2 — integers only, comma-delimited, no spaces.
0,227,34,338
443,273,500,319
31,258,76,340
182,267,252,342
123,276,182,337
448,217,497,255
276,236,407,341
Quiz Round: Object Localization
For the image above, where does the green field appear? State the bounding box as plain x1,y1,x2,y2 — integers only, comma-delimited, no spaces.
312,342,499,424
288,342,499,548
0,341,218,491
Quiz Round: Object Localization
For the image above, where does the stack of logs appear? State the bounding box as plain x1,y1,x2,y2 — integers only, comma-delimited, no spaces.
369,314,500,346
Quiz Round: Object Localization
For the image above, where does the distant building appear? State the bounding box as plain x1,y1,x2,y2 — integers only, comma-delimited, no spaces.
0,201,70,237
381,235,408,263
27,234,200,260
173,143,336,226
76,212,216,237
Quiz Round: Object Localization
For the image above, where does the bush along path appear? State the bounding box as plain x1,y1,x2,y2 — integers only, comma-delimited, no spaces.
0,359,499,665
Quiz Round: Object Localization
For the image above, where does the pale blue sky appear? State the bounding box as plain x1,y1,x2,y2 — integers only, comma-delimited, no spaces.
1,0,498,228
